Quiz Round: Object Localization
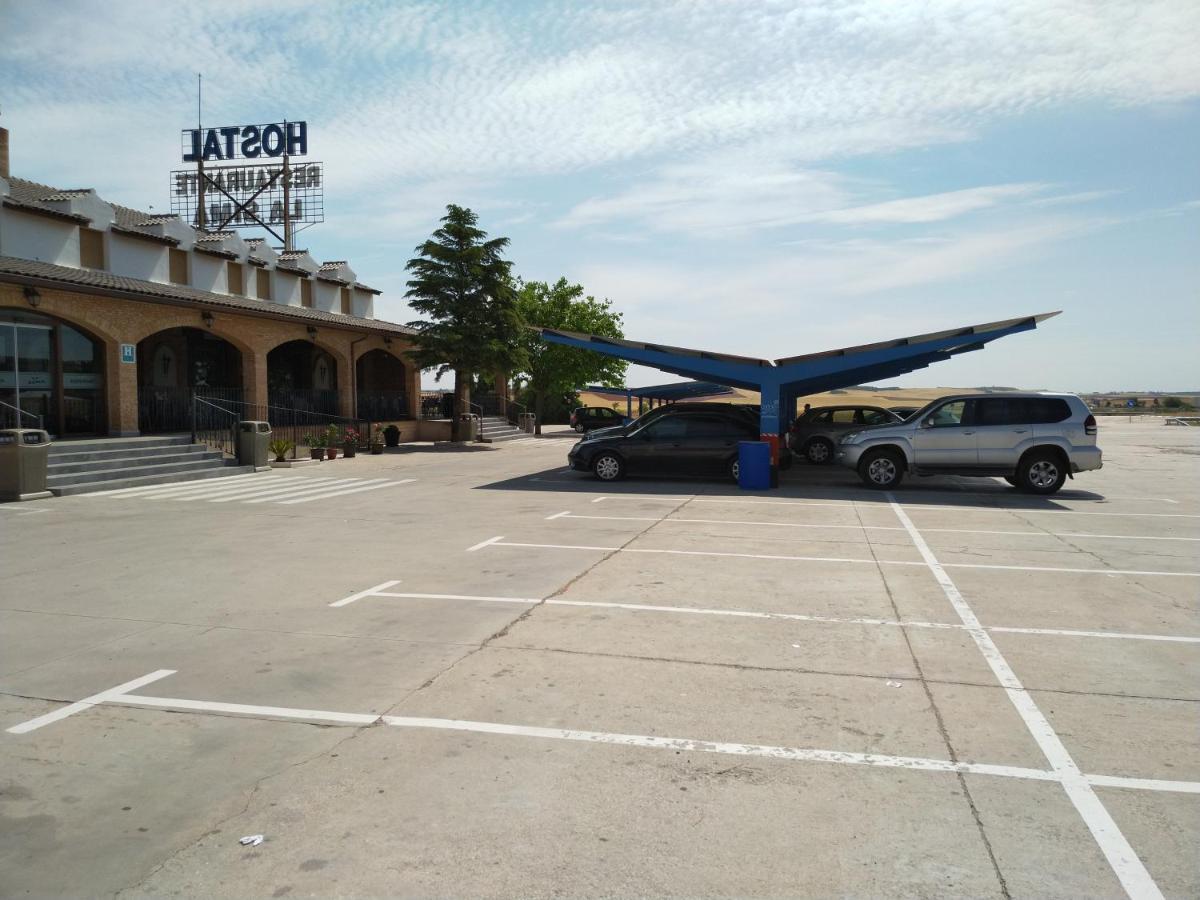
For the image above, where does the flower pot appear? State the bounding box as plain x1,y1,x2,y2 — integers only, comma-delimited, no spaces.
383,426,400,447
309,448,324,461
343,443,357,459
370,443,384,455
326,447,338,460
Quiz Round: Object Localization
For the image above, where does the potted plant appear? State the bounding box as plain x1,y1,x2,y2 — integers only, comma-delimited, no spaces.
343,426,359,459
383,423,401,447
325,425,340,460
304,432,326,460
369,425,385,454
268,438,295,463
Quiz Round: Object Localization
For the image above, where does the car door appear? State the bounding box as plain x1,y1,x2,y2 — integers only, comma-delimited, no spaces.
680,414,751,474
624,415,689,475
912,399,978,467
973,398,1031,466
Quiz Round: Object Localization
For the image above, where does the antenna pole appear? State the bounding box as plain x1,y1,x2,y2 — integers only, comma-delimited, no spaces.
196,74,206,232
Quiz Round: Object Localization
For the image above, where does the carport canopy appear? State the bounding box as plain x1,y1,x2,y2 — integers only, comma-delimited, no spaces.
584,381,736,403
541,311,1061,436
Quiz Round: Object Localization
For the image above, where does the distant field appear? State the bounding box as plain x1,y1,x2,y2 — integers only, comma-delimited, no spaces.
579,386,984,415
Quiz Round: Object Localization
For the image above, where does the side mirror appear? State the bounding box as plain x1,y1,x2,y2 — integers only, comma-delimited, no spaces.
921,417,935,428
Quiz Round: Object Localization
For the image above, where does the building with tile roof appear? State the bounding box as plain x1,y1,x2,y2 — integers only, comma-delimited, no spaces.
0,126,422,437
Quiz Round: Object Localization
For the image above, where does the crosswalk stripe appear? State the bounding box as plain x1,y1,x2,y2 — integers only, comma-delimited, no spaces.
83,473,264,498
139,478,301,501
240,478,372,504
206,478,356,503
277,478,413,504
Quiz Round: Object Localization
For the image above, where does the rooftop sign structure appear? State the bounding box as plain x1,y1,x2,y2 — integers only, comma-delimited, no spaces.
170,118,320,249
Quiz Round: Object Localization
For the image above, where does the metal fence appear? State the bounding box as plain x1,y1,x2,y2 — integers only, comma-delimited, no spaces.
356,390,410,421
268,388,340,416
141,386,244,433
191,395,371,460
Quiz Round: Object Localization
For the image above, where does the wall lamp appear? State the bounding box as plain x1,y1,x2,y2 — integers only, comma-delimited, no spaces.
307,325,318,340
23,285,41,308
201,310,215,329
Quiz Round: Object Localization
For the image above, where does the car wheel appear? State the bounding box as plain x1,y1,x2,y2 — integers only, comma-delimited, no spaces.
729,457,740,482
574,423,585,433
592,452,625,482
858,448,904,490
1016,451,1067,495
806,438,834,465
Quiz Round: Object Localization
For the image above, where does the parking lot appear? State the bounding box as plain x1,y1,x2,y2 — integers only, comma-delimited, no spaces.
2,420,1197,898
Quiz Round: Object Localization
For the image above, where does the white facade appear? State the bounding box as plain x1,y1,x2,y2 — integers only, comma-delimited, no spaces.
0,176,382,320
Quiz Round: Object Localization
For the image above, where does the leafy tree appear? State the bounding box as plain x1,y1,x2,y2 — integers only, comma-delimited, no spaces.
516,278,627,433
405,205,525,439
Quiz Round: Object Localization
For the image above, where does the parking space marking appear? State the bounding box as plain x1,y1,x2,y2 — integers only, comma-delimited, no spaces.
887,495,1163,900
476,539,1200,578
551,512,1200,543
329,580,403,608
10,673,1200,802
338,585,1200,644
6,669,176,734
590,495,1200,518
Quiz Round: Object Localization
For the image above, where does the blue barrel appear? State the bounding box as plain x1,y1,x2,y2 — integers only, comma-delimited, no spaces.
737,440,771,490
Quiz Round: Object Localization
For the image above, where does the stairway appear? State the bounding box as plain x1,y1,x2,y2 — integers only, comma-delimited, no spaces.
46,435,256,496
478,416,527,443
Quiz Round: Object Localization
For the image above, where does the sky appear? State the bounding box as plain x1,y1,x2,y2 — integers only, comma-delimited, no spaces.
1,0,1198,392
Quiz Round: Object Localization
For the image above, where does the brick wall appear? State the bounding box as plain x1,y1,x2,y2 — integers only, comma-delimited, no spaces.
0,284,421,435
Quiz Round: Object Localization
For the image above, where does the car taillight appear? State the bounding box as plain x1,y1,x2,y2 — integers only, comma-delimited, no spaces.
1084,414,1097,436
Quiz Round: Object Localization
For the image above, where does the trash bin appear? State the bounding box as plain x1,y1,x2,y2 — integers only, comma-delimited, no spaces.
237,421,272,471
0,428,53,501
520,412,536,433
457,413,479,442
737,440,771,491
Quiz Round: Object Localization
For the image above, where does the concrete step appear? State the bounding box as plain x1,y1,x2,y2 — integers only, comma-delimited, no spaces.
48,449,225,476
51,464,259,497
49,435,194,458
482,431,531,443
47,443,215,465
47,457,236,488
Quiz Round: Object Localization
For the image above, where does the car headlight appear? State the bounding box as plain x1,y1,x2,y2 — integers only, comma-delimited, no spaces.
840,431,863,445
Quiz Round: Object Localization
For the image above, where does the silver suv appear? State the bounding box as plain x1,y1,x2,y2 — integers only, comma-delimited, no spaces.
836,393,1101,494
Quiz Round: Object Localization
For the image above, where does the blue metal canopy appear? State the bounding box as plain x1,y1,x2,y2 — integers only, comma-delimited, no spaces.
584,381,736,402
541,311,1061,437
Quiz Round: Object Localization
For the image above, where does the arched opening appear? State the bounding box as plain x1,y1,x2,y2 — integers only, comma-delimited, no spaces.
1,309,107,436
268,340,338,414
355,348,410,420
137,327,243,432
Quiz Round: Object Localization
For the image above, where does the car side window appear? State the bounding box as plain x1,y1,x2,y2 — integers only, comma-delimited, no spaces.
1026,398,1070,423
686,416,745,438
643,417,687,439
598,408,616,418
810,410,832,423
829,409,856,424
859,409,892,425
928,400,968,427
974,398,1013,426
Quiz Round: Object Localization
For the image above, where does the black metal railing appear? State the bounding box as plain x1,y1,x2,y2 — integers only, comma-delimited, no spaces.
356,390,410,421
268,388,340,416
191,394,371,460
0,399,44,430
141,386,243,433
419,391,454,420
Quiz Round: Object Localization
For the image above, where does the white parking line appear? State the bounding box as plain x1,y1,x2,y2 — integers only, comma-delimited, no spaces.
477,539,1200,578
10,673,1199,803
552,512,1200,543
344,587,1200,644
590,496,1200,519
329,580,403,608
887,494,1162,900
5,669,176,734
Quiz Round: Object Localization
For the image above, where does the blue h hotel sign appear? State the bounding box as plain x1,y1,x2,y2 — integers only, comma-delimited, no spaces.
181,122,307,162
